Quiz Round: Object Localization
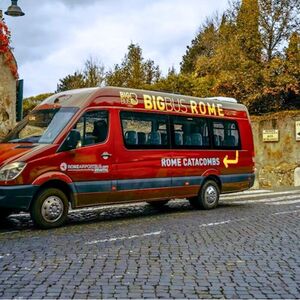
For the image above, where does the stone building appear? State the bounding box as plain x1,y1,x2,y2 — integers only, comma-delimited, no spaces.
0,49,17,139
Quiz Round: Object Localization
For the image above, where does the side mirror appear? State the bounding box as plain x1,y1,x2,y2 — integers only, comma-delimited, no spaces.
59,129,81,152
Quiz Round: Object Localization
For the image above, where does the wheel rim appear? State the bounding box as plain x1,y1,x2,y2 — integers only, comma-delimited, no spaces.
41,196,64,223
204,185,218,204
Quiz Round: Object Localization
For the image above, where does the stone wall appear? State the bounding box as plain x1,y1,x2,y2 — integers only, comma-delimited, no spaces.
0,51,16,139
251,111,300,188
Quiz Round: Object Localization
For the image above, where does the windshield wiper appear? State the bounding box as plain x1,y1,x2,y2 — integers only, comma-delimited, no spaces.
9,135,42,143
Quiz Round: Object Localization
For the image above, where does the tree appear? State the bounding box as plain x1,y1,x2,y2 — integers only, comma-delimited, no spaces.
210,14,241,73
259,0,300,61
56,57,105,92
248,32,300,114
106,43,161,88
236,0,262,62
151,67,197,96
83,57,105,87
56,72,86,92
192,12,263,102
284,32,300,108
285,32,300,78
180,19,219,74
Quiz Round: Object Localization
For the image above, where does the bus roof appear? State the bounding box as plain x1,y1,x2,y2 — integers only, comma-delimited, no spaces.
38,86,248,114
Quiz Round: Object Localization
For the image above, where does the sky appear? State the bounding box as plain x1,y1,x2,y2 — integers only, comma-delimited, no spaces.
4,0,229,97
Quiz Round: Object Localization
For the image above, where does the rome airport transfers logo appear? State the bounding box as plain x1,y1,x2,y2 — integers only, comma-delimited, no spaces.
60,162,68,172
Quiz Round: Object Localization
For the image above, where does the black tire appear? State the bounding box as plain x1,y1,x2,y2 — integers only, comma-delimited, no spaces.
0,208,14,220
189,180,220,209
147,200,169,208
30,188,69,229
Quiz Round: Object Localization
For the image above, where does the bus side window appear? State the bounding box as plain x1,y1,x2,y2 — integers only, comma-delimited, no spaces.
171,116,209,149
125,131,138,145
120,111,170,149
137,132,147,145
74,110,108,147
93,119,108,143
212,120,240,149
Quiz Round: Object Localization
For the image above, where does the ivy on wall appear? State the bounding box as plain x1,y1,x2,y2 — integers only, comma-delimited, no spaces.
0,17,18,79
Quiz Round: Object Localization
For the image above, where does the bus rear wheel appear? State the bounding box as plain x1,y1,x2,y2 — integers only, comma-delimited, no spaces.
189,180,220,209
31,188,69,229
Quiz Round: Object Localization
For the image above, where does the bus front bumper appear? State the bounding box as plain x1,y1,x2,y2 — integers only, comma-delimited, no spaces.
0,185,38,211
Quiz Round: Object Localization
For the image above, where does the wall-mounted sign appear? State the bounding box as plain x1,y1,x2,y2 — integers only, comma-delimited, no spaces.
296,121,300,141
263,129,279,142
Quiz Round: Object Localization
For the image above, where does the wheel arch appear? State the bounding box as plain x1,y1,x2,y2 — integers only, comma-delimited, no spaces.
201,168,222,191
202,175,222,192
31,179,76,209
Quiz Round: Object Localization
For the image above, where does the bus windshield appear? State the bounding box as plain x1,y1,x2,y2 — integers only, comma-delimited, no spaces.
3,107,78,144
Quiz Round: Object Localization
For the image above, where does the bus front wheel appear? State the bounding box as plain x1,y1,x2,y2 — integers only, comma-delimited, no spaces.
189,180,220,209
30,188,69,229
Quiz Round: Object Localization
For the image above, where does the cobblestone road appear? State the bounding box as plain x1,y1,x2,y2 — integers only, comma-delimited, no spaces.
0,188,300,299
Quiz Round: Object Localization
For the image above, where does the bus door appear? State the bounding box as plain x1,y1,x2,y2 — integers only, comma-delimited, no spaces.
59,109,115,207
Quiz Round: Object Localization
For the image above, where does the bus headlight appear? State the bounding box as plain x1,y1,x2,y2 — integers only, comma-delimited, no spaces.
0,162,26,181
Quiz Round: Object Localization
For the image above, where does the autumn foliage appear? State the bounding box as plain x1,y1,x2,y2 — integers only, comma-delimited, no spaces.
0,17,18,79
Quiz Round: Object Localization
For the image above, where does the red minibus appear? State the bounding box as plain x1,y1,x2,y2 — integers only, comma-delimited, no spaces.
0,87,255,228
